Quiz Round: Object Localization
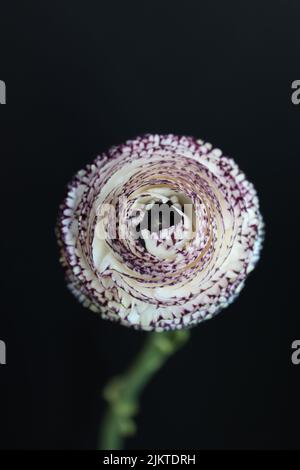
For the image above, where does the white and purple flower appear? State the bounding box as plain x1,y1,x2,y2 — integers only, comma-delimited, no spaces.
57,134,264,331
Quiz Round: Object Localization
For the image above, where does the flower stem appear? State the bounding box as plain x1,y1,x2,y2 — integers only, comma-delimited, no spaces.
99,330,190,450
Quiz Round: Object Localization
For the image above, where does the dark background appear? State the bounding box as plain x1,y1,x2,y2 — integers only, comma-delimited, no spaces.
0,0,299,450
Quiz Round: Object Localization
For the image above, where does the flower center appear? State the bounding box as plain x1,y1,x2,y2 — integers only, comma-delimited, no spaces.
139,201,182,234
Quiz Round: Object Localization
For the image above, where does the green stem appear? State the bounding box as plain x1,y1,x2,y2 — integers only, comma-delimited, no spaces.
99,330,190,450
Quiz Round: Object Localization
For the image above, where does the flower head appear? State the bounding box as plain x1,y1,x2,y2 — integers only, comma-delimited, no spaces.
57,134,264,331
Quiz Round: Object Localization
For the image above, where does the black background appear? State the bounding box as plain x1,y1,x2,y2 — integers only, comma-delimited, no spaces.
0,0,299,450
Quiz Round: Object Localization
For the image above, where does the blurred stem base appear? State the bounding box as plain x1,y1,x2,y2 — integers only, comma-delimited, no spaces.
99,330,190,450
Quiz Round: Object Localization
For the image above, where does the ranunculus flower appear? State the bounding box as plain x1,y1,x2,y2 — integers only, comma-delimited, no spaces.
57,134,264,331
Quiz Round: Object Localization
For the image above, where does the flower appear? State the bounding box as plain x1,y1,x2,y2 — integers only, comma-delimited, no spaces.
57,134,264,331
